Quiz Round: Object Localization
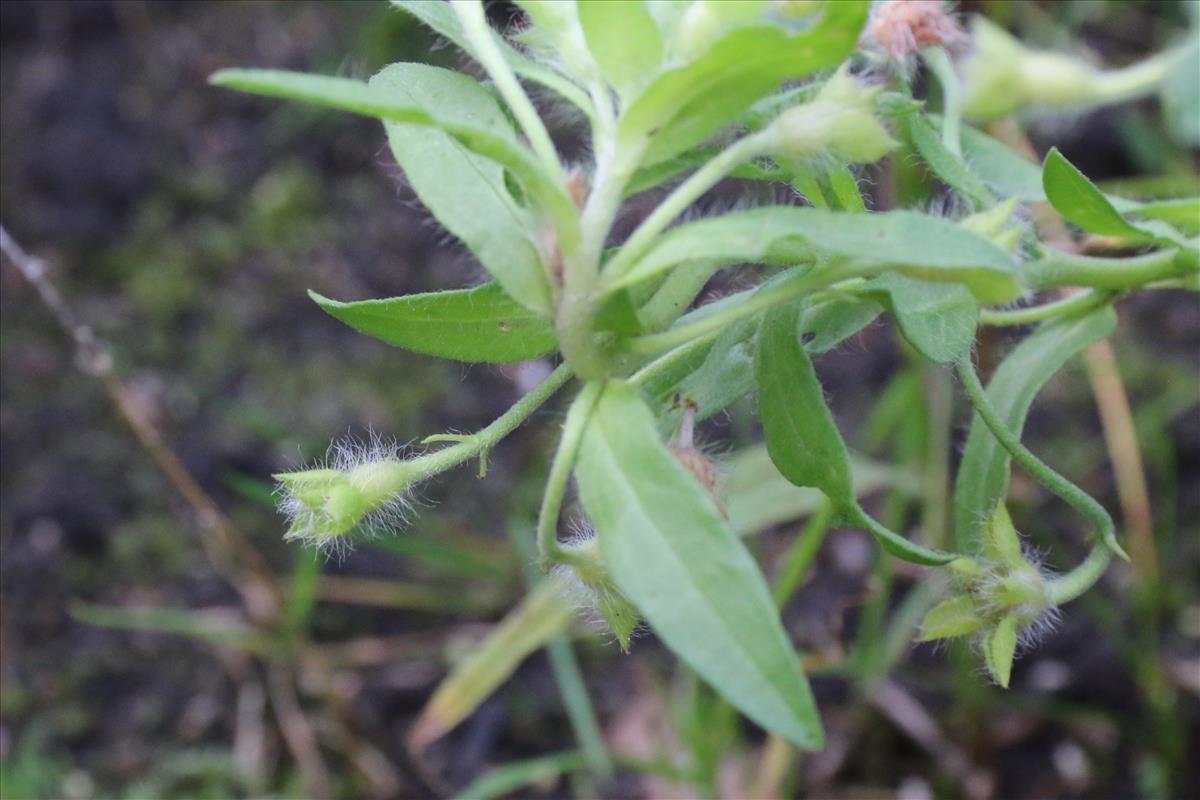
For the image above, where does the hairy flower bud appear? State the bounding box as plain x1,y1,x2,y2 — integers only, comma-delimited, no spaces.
556,534,640,651
765,65,898,164
921,503,1060,686
275,438,421,553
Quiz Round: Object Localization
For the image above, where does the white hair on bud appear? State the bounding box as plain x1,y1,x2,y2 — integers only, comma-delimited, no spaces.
550,522,647,647
275,431,421,559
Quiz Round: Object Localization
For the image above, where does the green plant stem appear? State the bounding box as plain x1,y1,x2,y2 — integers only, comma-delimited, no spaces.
921,47,963,157
451,0,566,193
956,356,1125,604
536,381,604,570
1025,247,1197,291
603,129,775,282
980,289,1115,326
625,263,872,355
414,364,573,479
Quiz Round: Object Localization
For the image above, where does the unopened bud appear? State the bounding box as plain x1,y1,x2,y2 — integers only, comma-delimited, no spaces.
559,536,640,651
275,440,420,551
765,65,898,164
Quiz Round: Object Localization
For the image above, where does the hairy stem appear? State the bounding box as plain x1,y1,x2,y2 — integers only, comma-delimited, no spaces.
1025,247,1197,291
413,364,573,479
451,0,565,190
956,356,1125,604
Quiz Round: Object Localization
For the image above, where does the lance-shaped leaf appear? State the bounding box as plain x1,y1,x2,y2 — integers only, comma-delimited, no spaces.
369,63,554,314
756,303,954,565
983,615,1019,688
861,273,978,364
954,307,1117,553
906,112,995,210
1043,148,1182,244
575,381,824,749
392,0,593,116
309,283,557,363
409,577,573,750
918,596,984,642
578,0,662,100
209,67,577,280
618,1,869,165
610,207,1020,303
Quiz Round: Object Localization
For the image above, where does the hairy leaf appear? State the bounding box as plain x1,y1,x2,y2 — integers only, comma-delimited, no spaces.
862,273,978,364
210,67,577,259
954,307,1117,553
614,207,1020,303
757,303,954,565
907,113,995,209
369,64,558,312
618,1,870,164
955,121,1046,203
984,616,1019,688
755,303,854,508
918,596,984,641
575,381,823,749
393,0,593,115
578,0,662,100
309,284,557,363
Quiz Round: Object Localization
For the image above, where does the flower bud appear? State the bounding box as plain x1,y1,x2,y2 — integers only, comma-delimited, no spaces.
557,535,640,651
961,198,1023,255
275,442,420,551
764,65,898,164
961,17,1100,121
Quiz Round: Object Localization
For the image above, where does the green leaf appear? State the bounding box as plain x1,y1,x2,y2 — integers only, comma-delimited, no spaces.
755,303,854,508
757,303,954,565
310,283,556,363
862,273,978,364
575,381,823,749
797,294,882,354
578,0,663,99
953,307,1117,553
368,63,555,313
918,596,984,641
619,1,870,164
210,67,577,260
907,113,995,209
392,0,594,116
984,616,1019,688
409,578,574,750
1043,147,1165,241
646,317,758,434
613,207,1020,304
983,502,1023,567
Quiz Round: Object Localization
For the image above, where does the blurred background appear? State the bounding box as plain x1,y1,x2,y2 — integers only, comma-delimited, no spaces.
1,1,1197,798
